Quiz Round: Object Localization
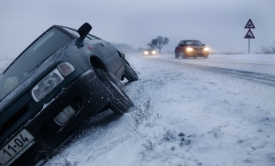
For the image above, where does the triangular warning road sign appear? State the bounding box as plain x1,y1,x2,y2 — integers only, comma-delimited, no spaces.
245,19,255,29
244,29,255,39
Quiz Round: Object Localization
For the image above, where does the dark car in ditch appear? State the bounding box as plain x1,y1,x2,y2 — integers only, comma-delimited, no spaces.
175,40,210,59
0,22,138,166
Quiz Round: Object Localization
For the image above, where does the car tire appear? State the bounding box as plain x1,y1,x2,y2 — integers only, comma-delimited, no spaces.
175,53,179,58
182,52,186,59
204,55,208,59
124,60,138,82
95,68,134,115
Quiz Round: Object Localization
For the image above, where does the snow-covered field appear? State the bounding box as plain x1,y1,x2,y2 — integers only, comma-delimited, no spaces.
43,53,275,166
3,54,274,166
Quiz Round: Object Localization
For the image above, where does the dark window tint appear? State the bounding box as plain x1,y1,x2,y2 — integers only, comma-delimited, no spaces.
184,40,202,46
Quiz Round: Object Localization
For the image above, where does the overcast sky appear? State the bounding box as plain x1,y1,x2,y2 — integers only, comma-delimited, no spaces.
0,0,274,59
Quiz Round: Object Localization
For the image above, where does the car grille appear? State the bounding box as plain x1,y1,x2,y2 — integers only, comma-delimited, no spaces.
0,105,29,141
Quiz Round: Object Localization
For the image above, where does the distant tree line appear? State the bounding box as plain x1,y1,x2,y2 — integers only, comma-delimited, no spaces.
147,36,169,53
261,41,275,54
111,43,138,53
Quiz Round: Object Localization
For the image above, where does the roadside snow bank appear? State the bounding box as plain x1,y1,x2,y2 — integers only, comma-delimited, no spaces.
45,54,275,166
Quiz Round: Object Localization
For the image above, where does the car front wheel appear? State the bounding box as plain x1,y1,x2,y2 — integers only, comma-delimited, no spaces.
181,52,186,59
124,60,138,82
95,68,134,115
175,52,179,58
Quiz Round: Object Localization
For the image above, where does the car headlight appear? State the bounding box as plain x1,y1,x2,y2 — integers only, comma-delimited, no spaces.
144,51,148,55
31,69,63,102
31,62,75,102
204,47,210,51
186,47,194,52
152,51,156,54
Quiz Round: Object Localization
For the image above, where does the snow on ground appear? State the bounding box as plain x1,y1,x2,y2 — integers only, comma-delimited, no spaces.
41,53,275,166
157,54,275,76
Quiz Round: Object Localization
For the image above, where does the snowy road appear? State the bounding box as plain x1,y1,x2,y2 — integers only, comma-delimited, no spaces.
45,54,275,166
147,54,275,87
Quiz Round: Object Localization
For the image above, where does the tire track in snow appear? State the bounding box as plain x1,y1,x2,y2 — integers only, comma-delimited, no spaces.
150,57,275,87
200,66,275,87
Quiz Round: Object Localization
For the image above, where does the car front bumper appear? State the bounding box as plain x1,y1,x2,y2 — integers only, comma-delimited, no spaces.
184,50,209,57
0,69,109,166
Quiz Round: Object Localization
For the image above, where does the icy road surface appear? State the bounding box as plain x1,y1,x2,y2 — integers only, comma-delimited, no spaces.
46,54,275,166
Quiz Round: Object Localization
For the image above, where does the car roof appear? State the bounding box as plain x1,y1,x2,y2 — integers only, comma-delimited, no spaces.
182,39,200,41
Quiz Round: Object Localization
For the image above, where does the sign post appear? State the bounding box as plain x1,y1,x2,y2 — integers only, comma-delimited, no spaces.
244,19,255,54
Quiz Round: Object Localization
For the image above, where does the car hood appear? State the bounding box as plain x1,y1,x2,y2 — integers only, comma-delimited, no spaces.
185,46,205,48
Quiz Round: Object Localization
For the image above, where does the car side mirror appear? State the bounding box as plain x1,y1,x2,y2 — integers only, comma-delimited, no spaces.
180,44,184,46
76,23,92,48
202,44,205,46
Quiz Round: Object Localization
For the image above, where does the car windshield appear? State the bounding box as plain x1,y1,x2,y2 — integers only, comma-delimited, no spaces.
184,40,203,46
0,28,71,100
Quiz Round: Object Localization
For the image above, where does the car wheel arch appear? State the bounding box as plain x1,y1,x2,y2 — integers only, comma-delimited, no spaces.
89,55,108,72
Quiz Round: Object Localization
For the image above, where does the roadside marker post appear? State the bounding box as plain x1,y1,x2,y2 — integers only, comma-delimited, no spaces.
244,19,255,54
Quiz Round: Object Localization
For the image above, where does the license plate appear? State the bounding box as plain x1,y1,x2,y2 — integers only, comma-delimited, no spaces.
0,129,34,166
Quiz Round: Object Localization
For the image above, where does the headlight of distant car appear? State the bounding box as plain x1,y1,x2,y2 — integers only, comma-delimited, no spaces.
186,47,194,52
204,47,210,51
152,50,156,54
144,51,149,55
31,62,75,102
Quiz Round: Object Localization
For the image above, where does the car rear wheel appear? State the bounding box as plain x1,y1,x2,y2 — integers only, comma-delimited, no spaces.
124,60,138,82
95,68,134,115
175,52,179,58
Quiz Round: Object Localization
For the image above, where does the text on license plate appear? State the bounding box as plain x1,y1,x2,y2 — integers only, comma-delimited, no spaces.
0,129,34,166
